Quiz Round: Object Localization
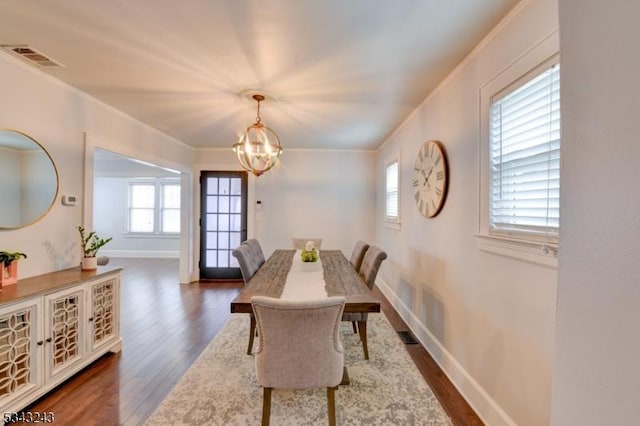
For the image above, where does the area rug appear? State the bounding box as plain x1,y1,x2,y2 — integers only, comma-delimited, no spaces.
145,313,452,425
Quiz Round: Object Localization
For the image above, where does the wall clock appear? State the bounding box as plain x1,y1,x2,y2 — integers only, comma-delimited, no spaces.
413,140,448,218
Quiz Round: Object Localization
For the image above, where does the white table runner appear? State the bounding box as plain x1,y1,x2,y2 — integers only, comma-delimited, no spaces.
279,250,328,300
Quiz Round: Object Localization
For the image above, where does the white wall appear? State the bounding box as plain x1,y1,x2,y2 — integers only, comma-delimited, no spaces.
255,149,376,256
551,1,640,424
194,148,376,263
375,1,558,425
0,51,193,278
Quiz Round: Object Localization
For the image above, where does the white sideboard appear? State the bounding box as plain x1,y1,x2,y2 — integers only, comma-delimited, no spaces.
0,266,122,414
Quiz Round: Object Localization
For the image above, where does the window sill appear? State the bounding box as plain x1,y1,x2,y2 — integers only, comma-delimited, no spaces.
475,233,557,269
384,220,401,231
124,233,180,239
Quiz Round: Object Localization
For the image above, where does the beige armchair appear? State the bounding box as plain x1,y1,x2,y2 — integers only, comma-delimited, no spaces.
251,296,346,426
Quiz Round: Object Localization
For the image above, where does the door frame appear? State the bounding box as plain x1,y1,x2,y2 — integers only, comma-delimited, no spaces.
83,133,194,284
199,170,248,280
192,163,255,282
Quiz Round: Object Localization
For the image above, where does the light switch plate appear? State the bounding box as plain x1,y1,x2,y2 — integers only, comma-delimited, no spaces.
61,195,78,206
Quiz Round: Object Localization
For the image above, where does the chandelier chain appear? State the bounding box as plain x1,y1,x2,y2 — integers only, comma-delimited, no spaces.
256,98,261,123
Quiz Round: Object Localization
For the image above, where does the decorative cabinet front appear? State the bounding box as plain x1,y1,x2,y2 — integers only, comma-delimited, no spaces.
87,275,119,354
44,286,86,383
0,298,42,412
0,268,121,415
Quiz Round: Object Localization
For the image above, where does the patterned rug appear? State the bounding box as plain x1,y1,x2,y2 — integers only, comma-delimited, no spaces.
145,313,452,425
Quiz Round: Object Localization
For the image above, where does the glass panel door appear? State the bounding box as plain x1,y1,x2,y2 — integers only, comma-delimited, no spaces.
199,171,247,279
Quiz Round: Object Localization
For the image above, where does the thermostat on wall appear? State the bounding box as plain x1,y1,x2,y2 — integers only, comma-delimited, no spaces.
62,195,78,206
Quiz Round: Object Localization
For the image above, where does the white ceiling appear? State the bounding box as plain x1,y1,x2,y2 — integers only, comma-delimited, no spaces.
0,0,517,151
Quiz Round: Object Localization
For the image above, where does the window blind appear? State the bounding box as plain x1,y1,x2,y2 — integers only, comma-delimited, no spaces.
161,183,181,233
489,60,560,240
129,183,155,232
385,161,399,219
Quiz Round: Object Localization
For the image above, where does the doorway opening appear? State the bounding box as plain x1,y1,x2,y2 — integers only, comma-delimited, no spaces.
93,149,182,265
199,171,248,280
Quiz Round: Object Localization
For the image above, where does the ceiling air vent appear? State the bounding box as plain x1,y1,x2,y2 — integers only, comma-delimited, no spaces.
1,45,64,68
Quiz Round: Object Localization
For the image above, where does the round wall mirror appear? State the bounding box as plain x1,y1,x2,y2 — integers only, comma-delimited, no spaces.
0,129,59,229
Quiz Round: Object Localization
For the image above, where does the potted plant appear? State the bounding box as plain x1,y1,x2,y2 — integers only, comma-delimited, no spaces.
77,226,112,270
300,248,319,263
300,240,320,271
0,251,27,287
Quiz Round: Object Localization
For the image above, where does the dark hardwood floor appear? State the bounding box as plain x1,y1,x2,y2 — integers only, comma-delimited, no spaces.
17,258,481,425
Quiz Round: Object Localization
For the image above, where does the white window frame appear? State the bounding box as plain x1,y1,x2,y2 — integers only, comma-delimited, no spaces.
384,158,401,229
126,178,181,236
477,32,559,268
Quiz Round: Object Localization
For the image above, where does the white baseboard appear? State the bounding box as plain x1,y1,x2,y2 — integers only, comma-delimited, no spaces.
100,250,179,259
376,278,516,426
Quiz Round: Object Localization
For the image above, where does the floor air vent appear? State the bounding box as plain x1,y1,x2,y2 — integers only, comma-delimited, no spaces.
397,330,419,345
2,45,64,68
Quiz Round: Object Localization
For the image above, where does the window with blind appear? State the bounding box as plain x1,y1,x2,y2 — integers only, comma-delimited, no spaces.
160,183,181,233
489,56,560,242
129,183,155,233
128,179,181,234
385,160,399,222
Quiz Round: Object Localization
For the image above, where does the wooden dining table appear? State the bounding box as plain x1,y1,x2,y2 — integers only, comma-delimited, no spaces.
230,249,381,360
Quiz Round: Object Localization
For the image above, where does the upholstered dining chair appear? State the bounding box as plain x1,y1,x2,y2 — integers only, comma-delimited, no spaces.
349,240,370,272
343,245,387,360
232,242,264,285
232,241,266,354
242,238,265,265
291,237,323,250
251,296,345,426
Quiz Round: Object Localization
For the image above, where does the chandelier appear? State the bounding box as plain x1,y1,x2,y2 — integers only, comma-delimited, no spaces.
232,93,283,177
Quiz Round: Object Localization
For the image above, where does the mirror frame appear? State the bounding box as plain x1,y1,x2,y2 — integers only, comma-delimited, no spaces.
0,129,60,230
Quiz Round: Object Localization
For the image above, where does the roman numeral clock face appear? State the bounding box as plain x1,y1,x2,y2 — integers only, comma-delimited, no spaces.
413,140,448,218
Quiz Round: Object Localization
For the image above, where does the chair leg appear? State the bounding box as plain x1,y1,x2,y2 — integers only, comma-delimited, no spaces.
351,321,358,334
262,387,272,426
357,320,369,360
327,387,337,426
248,314,256,355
